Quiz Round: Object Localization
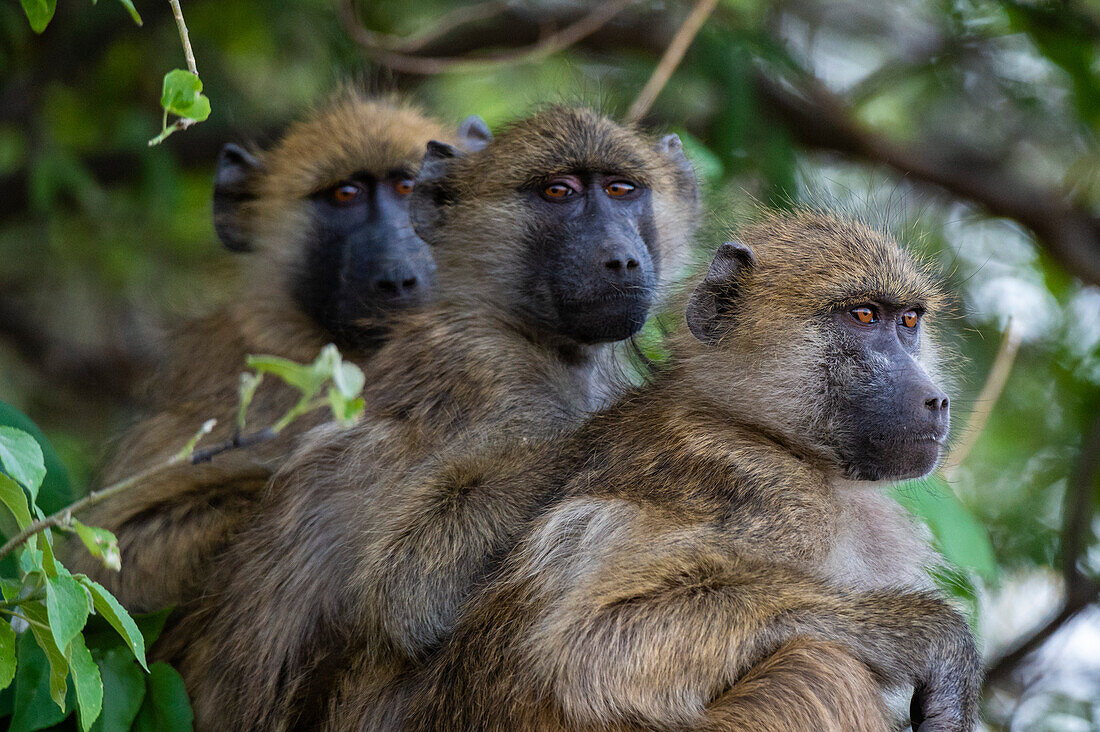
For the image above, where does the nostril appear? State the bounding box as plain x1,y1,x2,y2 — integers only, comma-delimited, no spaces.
626,258,639,269
402,277,418,290
374,279,398,294
605,259,623,271
924,396,949,412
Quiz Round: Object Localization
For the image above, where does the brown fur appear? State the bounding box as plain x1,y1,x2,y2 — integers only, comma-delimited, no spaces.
400,210,980,732
161,107,699,730
63,92,452,612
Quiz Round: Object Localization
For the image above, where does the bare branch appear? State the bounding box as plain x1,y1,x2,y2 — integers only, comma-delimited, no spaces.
754,73,1100,286
941,320,1021,477
626,0,718,123
339,0,635,75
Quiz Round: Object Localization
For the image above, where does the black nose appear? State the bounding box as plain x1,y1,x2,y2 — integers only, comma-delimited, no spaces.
604,256,640,272
371,273,420,299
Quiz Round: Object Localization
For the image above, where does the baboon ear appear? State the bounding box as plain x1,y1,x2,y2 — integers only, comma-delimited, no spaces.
655,133,697,198
409,141,463,243
457,115,492,152
686,241,756,346
214,143,263,253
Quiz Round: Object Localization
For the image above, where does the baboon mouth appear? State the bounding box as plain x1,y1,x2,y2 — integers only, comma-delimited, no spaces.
556,293,651,344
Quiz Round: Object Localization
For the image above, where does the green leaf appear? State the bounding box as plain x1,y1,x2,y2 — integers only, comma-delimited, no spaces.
19,0,56,33
247,354,325,396
132,662,193,732
893,476,999,582
159,70,211,122
45,574,90,654
10,629,69,732
0,578,22,602
78,578,147,670
68,634,103,731
332,361,365,400
0,427,46,498
38,524,60,578
326,389,364,426
72,521,121,572
23,602,69,712
0,473,32,529
0,400,73,516
91,648,145,732
0,619,17,692
115,0,142,25
237,372,263,431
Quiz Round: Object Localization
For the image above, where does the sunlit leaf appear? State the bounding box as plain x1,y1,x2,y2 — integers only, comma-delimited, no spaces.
22,602,69,711
19,0,56,33
115,0,142,26
72,521,121,572
0,474,32,529
68,633,102,731
237,372,263,431
45,574,90,654
159,70,211,122
247,354,325,396
0,619,16,692
78,578,147,670
0,427,46,498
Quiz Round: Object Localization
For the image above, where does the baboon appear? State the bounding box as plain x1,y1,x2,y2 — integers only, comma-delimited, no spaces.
165,106,700,730
401,210,981,732
66,92,491,612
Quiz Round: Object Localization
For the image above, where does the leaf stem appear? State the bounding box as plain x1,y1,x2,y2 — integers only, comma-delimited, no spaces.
169,0,198,76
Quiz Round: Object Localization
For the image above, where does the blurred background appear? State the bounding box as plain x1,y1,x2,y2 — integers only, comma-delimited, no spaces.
1,0,1098,728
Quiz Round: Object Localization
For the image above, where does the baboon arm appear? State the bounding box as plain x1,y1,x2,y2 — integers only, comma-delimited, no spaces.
701,638,891,732
521,509,978,730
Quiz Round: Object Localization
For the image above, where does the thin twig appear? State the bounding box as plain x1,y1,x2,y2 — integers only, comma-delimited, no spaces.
0,424,279,561
339,0,634,75
347,0,511,53
168,0,197,75
941,320,1021,477
626,0,718,123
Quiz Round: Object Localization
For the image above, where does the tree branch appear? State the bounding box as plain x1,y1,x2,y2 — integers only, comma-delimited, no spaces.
754,72,1100,286
339,0,635,75
626,0,718,123
168,0,198,76
344,0,511,53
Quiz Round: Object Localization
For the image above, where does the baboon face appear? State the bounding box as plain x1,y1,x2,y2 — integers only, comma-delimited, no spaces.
212,96,491,347
686,213,950,481
409,107,698,345
825,301,949,481
521,170,659,343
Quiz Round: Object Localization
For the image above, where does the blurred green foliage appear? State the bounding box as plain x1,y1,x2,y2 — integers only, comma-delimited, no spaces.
1,0,1099,728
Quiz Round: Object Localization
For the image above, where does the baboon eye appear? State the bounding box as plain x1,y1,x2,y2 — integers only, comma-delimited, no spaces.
394,179,415,196
331,183,363,204
851,306,877,324
542,183,575,199
900,310,920,328
604,181,636,198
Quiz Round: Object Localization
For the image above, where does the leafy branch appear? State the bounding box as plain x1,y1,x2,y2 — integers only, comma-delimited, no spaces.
0,344,364,729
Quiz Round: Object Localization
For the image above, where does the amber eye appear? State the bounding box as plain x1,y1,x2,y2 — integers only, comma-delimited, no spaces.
901,310,920,328
394,179,415,196
851,306,877,324
543,183,574,199
604,181,636,197
331,183,362,204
